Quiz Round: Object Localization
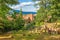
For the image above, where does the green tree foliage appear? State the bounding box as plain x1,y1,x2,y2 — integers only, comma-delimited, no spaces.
48,0,60,22
0,9,25,34
0,0,19,33
19,8,23,18
34,0,60,26
0,0,19,18
13,9,25,30
10,9,25,30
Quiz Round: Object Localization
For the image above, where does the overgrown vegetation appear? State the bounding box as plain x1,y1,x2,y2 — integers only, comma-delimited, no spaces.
0,0,60,40
35,0,60,26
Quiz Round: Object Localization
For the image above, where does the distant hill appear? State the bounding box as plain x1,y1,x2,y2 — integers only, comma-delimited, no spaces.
13,10,36,14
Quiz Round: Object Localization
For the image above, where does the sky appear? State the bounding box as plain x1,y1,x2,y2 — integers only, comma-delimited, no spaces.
9,0,39,12
19,0,32,2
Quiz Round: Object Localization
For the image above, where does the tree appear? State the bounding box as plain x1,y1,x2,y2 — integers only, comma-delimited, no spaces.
0,9,25,33
35,0,48,26
0,0,19,18
34,0,60,26
47,0,60,22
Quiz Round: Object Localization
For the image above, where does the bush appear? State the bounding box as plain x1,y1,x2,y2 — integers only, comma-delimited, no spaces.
24,21,35,30
0,17,25,33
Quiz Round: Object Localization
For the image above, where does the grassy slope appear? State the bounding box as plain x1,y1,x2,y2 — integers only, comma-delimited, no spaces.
11,30,60,40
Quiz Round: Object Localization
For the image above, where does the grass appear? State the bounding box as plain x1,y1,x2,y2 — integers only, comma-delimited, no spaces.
10,30,60,40
0,29,60,40
11,30,39,40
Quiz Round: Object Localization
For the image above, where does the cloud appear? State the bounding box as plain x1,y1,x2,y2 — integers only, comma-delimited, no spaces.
20,1,40,6
20,2,33,6
9,1,40,12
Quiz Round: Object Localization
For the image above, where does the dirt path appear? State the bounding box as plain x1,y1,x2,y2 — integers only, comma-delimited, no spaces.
0,35,13,40
44,35,60,40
